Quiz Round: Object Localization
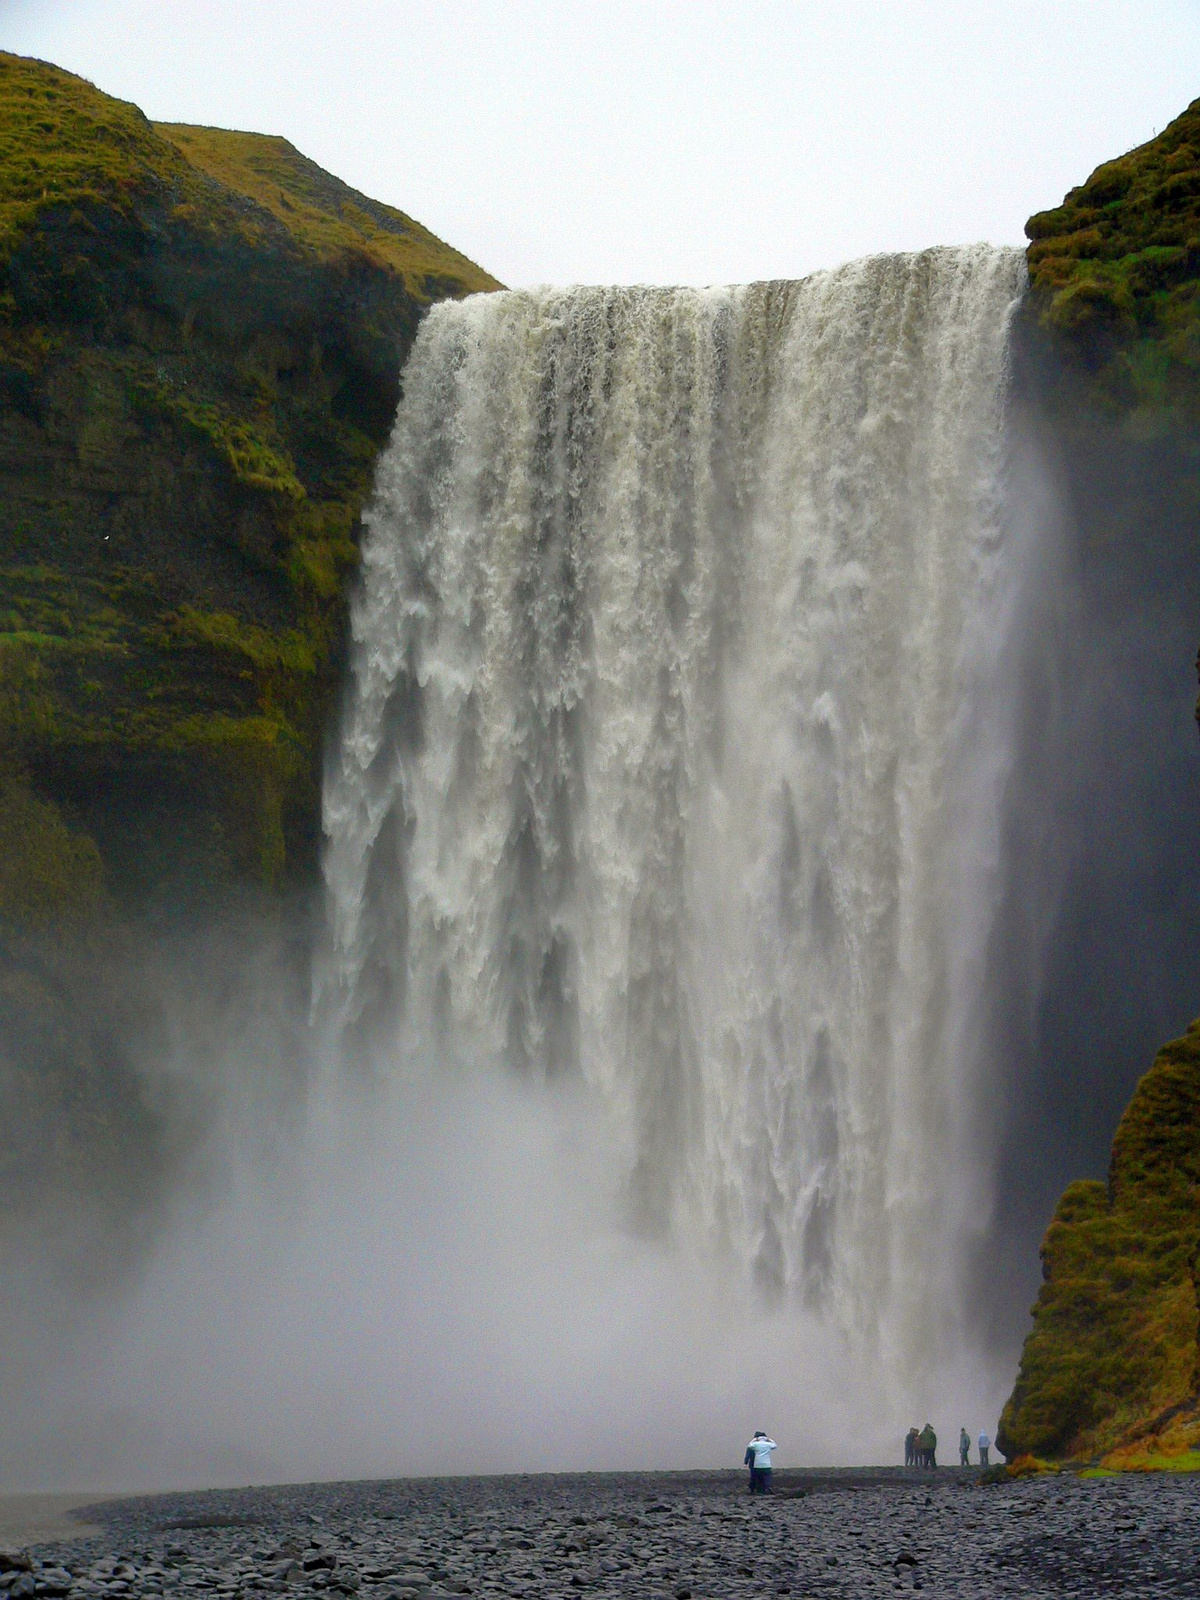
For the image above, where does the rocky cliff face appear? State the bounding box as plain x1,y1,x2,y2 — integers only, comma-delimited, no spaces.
0,52,498,908
999,1020,1200,1462
0,53,499,1267
998,98,1200,1465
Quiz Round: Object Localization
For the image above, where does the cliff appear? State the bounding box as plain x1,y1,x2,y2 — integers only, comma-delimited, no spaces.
0,51,498,910
1025,95,1200,398
1021,94,1200,718
0,53,499,1265
998,1020,1200,1463
999,99,1200,1466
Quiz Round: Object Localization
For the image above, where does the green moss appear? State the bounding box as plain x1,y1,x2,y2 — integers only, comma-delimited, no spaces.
166,606,319,676
0,51,501,905
0,55,499,297
0,563,335,892
0,768,105,928
999,1020,1200,1463
1025,97,1200,418
1085,1447,1200,1474
1005,1455,1061,1478
166,711,299,885
0,54,200,262
145,387,307,500
0,50,505,1259
153,123,499,302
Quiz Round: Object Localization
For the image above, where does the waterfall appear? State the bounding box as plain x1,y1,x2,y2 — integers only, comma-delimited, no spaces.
321,245,1028,1379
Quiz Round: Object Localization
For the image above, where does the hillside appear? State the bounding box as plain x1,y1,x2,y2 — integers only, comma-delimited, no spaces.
1025,94,1200,414
0,52,499,1264
0,53,498,905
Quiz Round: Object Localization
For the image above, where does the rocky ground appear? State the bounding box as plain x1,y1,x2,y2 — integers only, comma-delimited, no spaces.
6,1468,1200,1600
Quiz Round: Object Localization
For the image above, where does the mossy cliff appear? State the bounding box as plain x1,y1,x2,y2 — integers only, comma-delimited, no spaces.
999,1021,1200,1463
1024,95,1200,407
0,51,498,912
1018,94,1200,717
999,100,1200,1465
0,52,498,1261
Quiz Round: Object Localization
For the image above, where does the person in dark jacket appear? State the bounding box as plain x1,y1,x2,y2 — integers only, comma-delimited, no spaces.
904,1427,919,1467
959,1427,971,1467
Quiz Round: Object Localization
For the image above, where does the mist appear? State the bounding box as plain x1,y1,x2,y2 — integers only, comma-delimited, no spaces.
3,997,1014,1493
975,319,1200,1353
5,259,1200,1497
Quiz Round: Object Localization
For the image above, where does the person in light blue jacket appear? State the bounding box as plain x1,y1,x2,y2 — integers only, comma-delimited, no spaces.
744,1431,777,1493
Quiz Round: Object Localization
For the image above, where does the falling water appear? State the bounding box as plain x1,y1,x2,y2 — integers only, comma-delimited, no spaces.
322,246,1028,1387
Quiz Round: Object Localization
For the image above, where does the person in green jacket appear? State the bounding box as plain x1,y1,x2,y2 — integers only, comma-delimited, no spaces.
918,1422,937,1468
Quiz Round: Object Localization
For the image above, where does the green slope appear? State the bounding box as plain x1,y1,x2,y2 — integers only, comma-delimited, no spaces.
0,51,498,909
0,52,500,1258
1025,94,1200,415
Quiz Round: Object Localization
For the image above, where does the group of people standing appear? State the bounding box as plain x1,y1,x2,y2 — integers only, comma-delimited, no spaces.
904,1425,991,1468
904,1424,938,1468
742,1422,992,1491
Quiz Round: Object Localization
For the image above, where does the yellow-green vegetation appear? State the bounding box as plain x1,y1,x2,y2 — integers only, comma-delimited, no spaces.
0,51,499,907
1004,1455,1061,1479
1084,1445,1200,1475
0,53,496,302
1025,96,1200,417
155,123,493,300
0,53,200,259
998,1020,1200,1464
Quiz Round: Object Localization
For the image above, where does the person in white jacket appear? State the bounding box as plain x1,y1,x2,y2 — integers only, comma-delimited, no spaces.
744,1431,777,1494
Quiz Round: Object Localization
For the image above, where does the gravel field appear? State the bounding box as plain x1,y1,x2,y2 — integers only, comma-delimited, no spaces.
9,1468,1200,1600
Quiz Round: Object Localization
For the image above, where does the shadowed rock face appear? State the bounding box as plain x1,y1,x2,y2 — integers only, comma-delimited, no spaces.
0,51,499,1264
996,98,1200,1462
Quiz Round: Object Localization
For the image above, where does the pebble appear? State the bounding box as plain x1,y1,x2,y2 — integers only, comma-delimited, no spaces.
17,1468,1200,1598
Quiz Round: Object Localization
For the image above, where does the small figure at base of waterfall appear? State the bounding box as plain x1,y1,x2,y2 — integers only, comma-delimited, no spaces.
745,1431,777,1493
904,1427,919,1468
918,1423,938,1468
959,1427,971,1467
978,1430,991,1468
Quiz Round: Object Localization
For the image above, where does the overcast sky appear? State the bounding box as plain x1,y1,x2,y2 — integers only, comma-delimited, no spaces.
6,0,1200,287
